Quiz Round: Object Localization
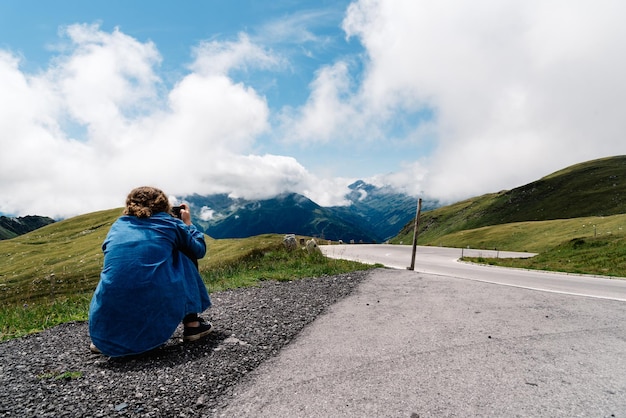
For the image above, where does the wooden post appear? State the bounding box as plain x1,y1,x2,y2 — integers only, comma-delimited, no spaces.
407,198,422,270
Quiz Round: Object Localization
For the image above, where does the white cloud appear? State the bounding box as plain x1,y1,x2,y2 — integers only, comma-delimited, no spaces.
0,24,317,217
199,206,216,221
301,175,354,207
281,0,626,202
190,33,282,76
257,10,330,45
278,61,359,143
368,161,429,197
3,1,626,218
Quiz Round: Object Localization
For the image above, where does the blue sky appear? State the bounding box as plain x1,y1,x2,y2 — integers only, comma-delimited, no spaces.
1,0,625,218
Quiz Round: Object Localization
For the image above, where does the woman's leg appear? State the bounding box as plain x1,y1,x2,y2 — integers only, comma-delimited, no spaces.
183,313,199,327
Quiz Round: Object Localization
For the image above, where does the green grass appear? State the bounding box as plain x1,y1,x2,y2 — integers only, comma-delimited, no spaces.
0,212,375,341
202,241,373,292
411,211,626,278
401,211,626,278
0,208,117,306
463,235,626,278
418,214,626,253
0,295,92,340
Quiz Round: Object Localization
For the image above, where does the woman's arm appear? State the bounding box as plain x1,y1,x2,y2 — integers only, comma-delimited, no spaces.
177,204,207,259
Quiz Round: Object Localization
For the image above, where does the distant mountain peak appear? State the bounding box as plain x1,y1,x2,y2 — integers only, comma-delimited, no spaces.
0,215,56,240
348,180,377,194
180,184,423,242
348,180,367,189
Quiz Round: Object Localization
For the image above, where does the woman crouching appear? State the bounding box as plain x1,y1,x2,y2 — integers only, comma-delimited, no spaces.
88,186,213,357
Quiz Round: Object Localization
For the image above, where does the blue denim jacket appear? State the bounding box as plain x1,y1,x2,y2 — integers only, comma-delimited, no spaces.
89,212,211,357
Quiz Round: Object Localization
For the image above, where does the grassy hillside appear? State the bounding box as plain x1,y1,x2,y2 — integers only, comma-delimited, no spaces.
0,208,118,305
0,209,374,340
393,155,626,245
464,234,626,278
420,213,626,253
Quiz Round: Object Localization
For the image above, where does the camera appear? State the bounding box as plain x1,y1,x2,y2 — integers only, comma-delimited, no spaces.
172,206,183,219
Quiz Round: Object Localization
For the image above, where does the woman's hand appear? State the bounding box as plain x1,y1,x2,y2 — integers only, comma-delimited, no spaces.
179,204,192,226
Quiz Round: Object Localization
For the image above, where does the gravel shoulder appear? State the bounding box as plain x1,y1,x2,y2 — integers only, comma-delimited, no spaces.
0,271,369,417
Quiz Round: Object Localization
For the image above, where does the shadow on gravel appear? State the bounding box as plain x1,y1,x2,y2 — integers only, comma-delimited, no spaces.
97,330,231,370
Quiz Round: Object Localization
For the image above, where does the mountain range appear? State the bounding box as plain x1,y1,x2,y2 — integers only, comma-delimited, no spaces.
0,181,432,243
183,181,437,243
0,215,56,240
5,155,625,244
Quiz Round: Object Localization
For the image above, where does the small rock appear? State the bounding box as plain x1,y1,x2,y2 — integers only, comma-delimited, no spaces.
114,402,128,412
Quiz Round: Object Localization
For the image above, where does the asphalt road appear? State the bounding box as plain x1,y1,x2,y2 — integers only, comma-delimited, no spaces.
217,245,626,417
321,244,626,302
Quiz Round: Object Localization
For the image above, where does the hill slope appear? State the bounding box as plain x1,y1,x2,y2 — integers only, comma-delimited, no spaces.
393,155,626,244
0,208,118,305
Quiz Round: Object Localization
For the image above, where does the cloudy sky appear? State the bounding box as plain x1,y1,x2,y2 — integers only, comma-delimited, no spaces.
1,0,625,218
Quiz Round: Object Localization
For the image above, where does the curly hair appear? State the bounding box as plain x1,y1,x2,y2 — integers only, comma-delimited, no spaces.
123,186,171,218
